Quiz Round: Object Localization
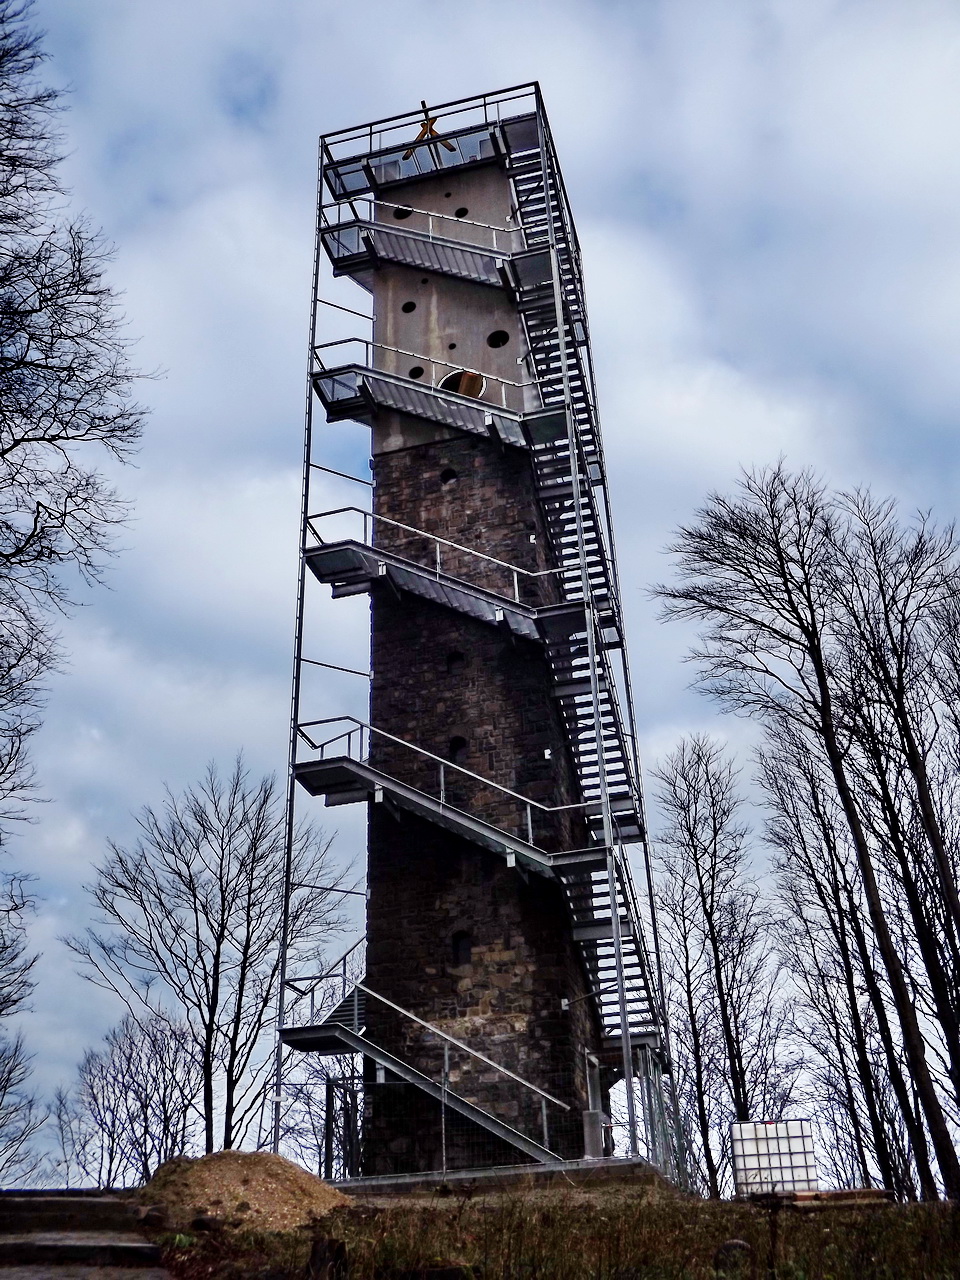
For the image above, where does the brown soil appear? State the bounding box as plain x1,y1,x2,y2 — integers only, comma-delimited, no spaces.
142,1150,348,1233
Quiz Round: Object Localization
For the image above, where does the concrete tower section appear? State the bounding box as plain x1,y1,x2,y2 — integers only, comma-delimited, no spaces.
279,86,672,1181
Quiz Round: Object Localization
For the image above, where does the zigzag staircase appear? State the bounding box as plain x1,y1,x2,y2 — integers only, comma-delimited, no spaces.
292,98,667,1159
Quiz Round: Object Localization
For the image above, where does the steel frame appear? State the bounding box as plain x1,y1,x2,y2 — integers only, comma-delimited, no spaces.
272,83,679,1177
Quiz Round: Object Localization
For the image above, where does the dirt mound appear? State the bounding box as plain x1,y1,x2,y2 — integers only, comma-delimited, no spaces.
143,1150,348,1233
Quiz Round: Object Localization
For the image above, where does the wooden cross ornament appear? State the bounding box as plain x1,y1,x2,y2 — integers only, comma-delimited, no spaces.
403,100,457,161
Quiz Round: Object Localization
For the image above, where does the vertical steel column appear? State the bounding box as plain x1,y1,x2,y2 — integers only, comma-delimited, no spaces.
272,140,326,1155
535,94,640,1157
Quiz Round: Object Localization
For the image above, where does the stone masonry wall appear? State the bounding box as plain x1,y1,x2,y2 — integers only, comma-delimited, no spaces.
372,432,562,609
363,806,598,1172
360,160,604,1173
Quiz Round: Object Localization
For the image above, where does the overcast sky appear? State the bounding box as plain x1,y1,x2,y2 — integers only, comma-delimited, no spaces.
18,0,960,1103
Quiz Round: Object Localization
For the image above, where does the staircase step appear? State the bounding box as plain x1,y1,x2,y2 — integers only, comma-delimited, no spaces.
0,1197,140,1236
0,1234,161,1269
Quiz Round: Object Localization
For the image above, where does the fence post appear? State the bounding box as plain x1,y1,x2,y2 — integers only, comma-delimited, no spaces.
324,1076,335,1181
442,1043,450,1174
541,1098,550,1151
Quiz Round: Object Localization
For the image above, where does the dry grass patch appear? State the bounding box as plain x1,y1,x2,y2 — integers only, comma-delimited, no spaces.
153,1176,960,1279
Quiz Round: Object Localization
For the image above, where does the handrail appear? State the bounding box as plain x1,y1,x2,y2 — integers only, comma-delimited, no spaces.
357,981,569,1110
306,506,561,597
320,83,538,161
321,195,518,239
296,714,593,820
285,937,366,1024
312,336,534,391
322,214,516,259
286,937,365,991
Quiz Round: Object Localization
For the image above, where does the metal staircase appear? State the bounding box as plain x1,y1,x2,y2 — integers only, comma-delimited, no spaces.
305,529,640,843
282,997,559,1164
277,85,677,1172
293,715,660,1048
554,851,660,1049
321,218,509,287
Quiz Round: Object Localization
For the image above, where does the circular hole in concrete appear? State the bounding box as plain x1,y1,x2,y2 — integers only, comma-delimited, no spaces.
439,369,485,398
401,300,417,313
487,329,510,348
392,206,413,219
408,366,425,379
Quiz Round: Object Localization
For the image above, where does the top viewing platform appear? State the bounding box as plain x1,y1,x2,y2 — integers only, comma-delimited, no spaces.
320,83,547,201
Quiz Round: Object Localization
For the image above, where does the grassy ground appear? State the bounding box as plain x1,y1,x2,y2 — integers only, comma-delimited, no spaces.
156,1181,960,1279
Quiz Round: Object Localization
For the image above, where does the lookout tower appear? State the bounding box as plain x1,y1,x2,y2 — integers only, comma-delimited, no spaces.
276,84,674,1180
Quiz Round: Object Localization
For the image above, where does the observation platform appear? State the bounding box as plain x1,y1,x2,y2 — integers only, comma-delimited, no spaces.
322,109,540,200
312,361,567,450
305,537,586,642
322,220,506,287
293,754,555,874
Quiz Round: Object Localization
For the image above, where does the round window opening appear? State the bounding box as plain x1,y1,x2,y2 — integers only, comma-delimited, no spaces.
454,206,469,218
408,366,425,380
448,342,457,350
401,300,417,313
439,369,485,398
487,329,510,348
440,468,458,486
392,206,413,220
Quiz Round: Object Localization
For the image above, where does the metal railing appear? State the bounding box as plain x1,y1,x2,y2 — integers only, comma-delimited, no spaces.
283,961,571,1159
320,84,540,199
296,714,594,849
306,506,560,604
285,937,366,1025
312,337,533,412
320,196,524,255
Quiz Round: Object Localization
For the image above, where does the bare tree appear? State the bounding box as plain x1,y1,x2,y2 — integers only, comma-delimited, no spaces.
761,728,931,1198
656,465,960,1197
653,735,799,1196
0,0,146,830
51,1016,200,1187
0,873,41,1181
66,759,346,1153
